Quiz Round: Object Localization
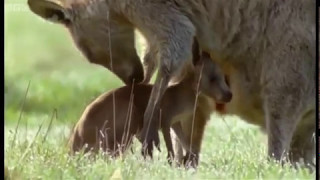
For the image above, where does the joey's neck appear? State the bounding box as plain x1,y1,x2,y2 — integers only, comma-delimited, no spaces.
174,72,198,95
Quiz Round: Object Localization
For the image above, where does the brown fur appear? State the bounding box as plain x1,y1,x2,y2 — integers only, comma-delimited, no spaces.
68,52,231,163
28,0,315,167
170,96,220,168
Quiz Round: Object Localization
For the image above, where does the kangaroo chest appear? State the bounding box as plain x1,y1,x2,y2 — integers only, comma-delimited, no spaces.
224,66,265,128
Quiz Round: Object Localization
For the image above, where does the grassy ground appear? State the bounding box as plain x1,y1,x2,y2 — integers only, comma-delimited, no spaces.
5,1,315,179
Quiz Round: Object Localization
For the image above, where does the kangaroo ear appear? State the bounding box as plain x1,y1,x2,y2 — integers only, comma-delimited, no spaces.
194,52,212,72
28,0,71,24
192,38,201,66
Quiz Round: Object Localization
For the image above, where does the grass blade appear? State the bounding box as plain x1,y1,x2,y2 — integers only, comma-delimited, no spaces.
11,81,30,148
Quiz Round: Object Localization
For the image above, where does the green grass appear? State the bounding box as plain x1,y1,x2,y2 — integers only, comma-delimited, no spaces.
5,1,315,179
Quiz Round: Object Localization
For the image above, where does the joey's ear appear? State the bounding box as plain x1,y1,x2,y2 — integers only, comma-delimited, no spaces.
192,38,201,66
28,0,71,24
194,52,213,72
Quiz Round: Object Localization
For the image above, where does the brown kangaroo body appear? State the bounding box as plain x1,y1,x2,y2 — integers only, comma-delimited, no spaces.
69,52,232,163
28,0,315,166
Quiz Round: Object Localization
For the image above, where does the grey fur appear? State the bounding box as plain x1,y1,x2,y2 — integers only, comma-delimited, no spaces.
27,0,315,166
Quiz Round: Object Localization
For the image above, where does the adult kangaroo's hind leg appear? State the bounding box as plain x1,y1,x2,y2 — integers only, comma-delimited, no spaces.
289,109,315,170
262,44,314,165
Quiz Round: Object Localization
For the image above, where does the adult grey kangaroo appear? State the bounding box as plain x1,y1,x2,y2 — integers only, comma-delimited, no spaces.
27,0,315,166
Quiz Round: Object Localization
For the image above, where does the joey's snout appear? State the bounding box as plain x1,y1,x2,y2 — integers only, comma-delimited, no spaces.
214,75,232,103
213,87,232,104
220,90,232,103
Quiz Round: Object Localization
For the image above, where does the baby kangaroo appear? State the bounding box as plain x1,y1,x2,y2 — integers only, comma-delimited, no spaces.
69,48,232,163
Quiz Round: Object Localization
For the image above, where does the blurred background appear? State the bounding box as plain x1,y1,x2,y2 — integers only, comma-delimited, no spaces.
5,0,148,127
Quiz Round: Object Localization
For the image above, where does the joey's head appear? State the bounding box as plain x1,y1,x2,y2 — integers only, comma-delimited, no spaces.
27,0,144,85
194,52,232,104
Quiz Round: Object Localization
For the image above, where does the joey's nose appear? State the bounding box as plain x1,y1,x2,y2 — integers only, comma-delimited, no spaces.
214,91,232,104
222,91,232,103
